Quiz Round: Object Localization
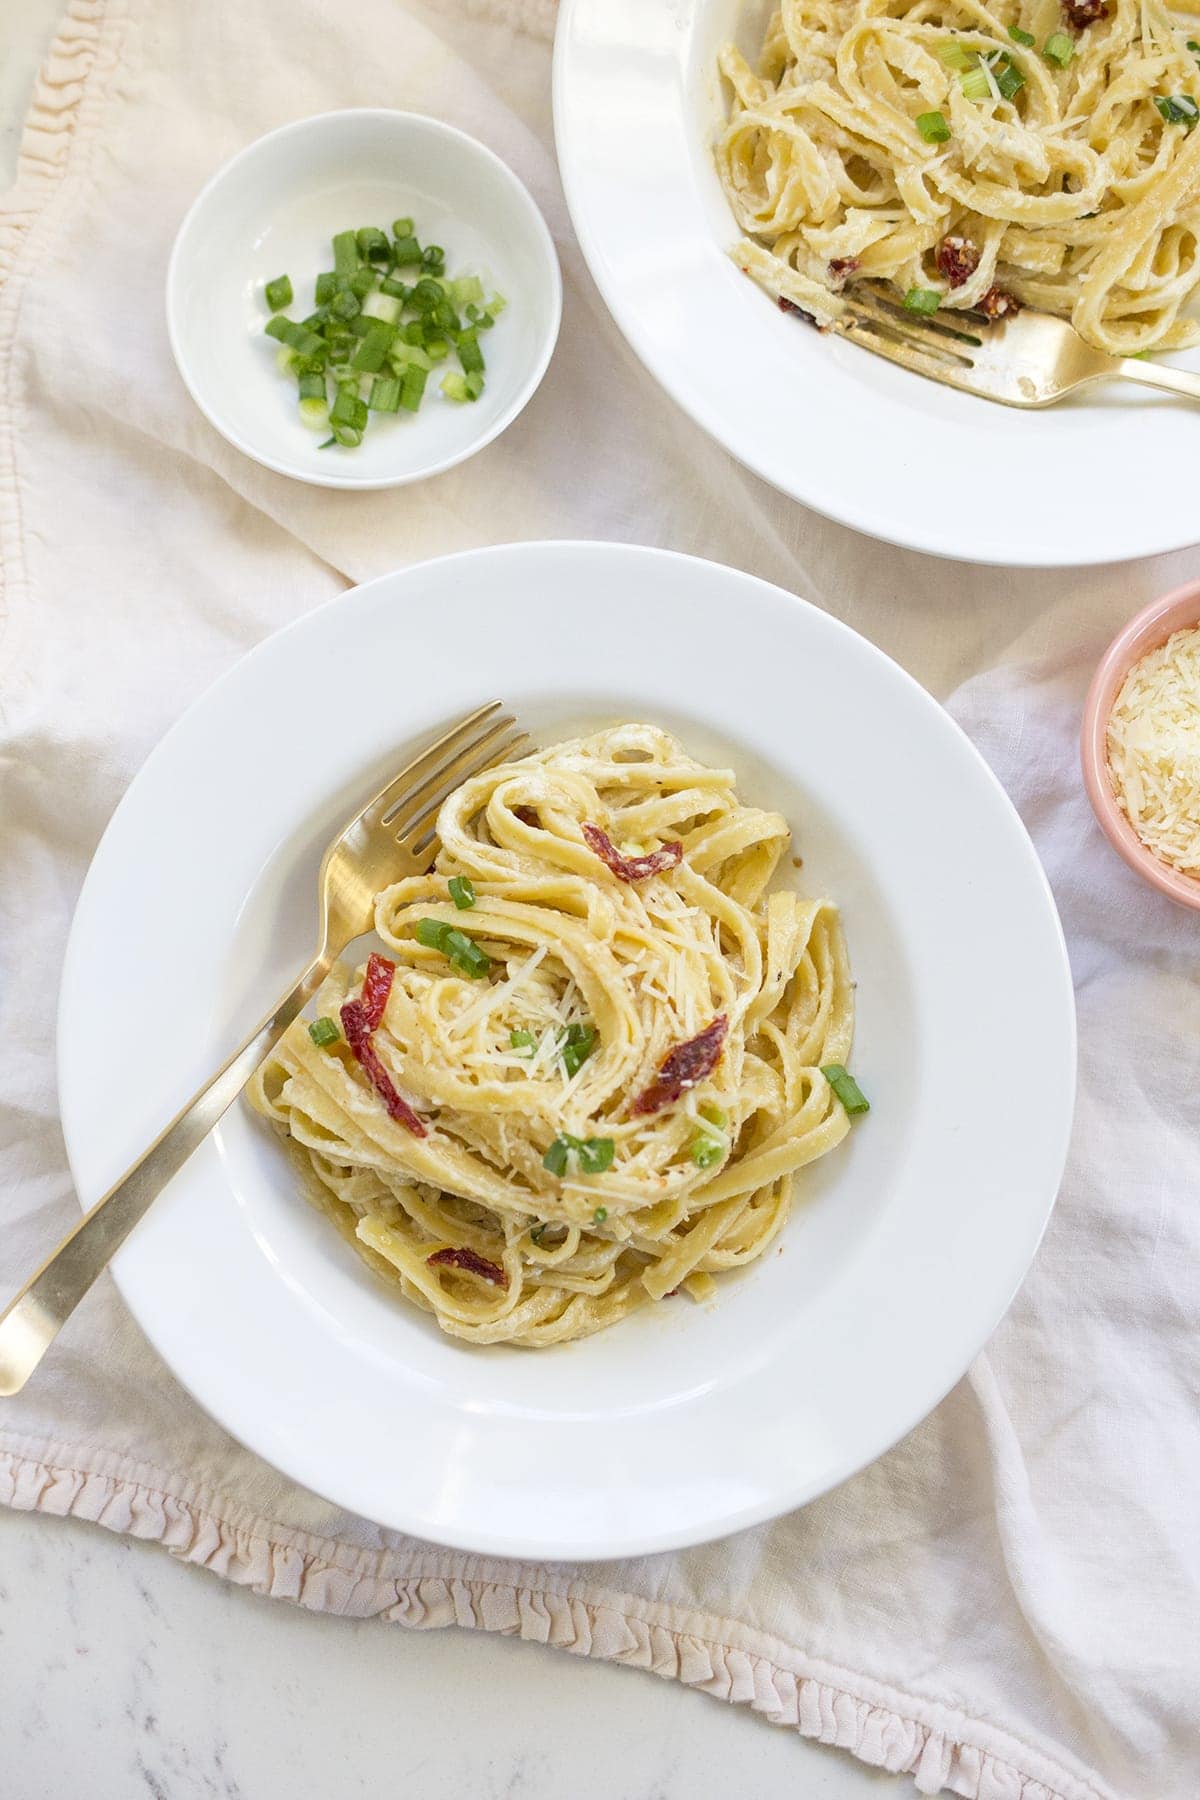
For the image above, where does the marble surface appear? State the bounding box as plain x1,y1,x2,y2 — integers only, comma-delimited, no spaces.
0,7,902,1797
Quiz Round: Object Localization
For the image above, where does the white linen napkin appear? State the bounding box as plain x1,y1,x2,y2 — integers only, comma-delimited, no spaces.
1,5,1196,1797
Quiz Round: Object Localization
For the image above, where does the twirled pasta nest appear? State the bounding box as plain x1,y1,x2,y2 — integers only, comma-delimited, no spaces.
249,725,858,1347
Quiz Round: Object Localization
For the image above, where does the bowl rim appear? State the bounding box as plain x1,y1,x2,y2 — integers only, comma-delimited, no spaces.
1080,577,1200,910
165,107,562,491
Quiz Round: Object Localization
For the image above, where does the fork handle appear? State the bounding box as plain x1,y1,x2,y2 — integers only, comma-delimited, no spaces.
0,955,330,1397
1117,359,1200,401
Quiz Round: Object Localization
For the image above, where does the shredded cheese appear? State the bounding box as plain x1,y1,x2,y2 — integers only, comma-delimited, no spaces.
1106,626,1200,875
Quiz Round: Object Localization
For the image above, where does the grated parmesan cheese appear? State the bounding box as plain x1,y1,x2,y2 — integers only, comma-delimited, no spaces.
1106,626,1200,875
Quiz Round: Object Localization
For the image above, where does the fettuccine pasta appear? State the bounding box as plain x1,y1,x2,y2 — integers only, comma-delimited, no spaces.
248,725,860,1347
717,0,1200,354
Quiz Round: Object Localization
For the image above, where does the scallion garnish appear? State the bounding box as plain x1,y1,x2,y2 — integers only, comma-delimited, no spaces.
510,1028,536,1054
415,917,491,979
356,225,390,263
542,1134,615,1176
916,110,951,142
368,375,402,413
308,1016,340,1047
1008,23,1035,44
691,1135,723,1170
530,1222,547,1244
561,1024,596,1078
448,875,476,909
264,274,293,311
936,38,975,68
592,1204,609,1223
1155,94,1199,126
959,61,993,100
821,1064,870,1116
1042,32,1074,66
542,1137,570,1175
904,287,942,314
990,53,1025,99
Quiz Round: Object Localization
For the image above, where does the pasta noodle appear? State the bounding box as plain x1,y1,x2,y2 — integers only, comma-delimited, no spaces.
717,0,1200,354
248,725,858,1347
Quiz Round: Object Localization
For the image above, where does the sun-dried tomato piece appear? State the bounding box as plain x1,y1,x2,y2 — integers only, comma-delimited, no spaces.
1063,0,1107,24
631,1016,729,1116
935,236,980,289
340,998,427,1136
828,256,860,287
582,824,683,884
427,1246,508,1288
778,296,819,326
978,286,1021,319
360,952,395,1031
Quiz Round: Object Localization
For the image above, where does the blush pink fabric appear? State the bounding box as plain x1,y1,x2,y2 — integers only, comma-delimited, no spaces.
1,6,1196,1798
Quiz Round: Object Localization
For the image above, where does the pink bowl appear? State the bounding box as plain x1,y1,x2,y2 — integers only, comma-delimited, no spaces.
1081,579,1200,911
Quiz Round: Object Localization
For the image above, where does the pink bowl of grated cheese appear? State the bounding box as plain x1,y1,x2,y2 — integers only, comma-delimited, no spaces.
1082,580,1200,911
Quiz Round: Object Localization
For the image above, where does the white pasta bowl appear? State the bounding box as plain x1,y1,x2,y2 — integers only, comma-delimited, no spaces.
57,543,1075,1559
166,110,561,489
553,0,1200,565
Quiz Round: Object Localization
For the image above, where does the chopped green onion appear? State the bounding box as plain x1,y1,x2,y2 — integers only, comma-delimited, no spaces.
361,290,403,325
700,1104,728,1129
464,369,485,400
510,1028,536,1054
297,369,326,401
561,1024,596,1078
542,1134,614,1177
421,244,446,273
1155,93,1199,126
380,276,411,299
1189,39,1200,50
960,61,992,99
448,875,476,909
392,216,415,239
530,1222,547,1244
991,53,1025,98
1042,31,1074,65
329,288,360,322
423,336,451,362
447,274,484,306
368,375,402,413
415,917,490,978
399,363,429,412
392,233,422,266
916,109,951,141
1008,23,1035,44
390,341,433,372
299,309,329,332
441,371,473,403
456,329,484,374
351,334,390,372
581,1139,614,1174
821,1064,870,1116
264,316,325,357
691,1135,724,1170
308,1016,339,1047
592,1202,609,1221
542,1137,570,1175
356,225,390,263
314,271,338,305
348,267,375,299
936,38,975,69
264,274,293,311
299,397,330,430
330,384,368,430
317,435,337,449
332,425,363,447
332,230,358,277
904,287,942,313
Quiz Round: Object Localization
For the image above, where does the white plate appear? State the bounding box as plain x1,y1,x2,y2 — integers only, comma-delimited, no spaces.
553,0,1200,567
167,110,561,489
58,543,1075,1559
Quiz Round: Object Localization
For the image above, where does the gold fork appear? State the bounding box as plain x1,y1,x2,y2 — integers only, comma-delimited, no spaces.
0,700,528,1396
831,283,1200,407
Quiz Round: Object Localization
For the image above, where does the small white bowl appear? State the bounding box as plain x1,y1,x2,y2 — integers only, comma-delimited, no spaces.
167,110,561,489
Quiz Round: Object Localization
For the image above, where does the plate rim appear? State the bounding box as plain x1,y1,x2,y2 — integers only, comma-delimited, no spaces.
551,0,1200,568
56,540,1077,1558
